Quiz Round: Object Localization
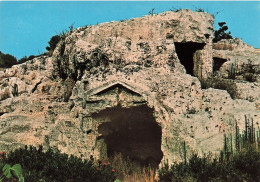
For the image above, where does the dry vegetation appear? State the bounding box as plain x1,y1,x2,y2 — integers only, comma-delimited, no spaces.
104,153,157,182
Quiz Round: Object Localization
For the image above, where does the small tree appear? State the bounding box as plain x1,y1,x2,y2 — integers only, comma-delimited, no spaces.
0,51,17,68
213,22,233,43
46,35,61,52
18,56,28,64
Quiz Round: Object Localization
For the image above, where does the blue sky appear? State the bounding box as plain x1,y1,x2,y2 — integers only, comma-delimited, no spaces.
0,1,260,59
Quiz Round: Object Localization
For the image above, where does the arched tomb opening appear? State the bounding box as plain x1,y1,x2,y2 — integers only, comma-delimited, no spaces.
92,104,163,168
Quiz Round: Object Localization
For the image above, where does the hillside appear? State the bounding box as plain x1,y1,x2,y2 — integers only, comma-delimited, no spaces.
0,9,259,168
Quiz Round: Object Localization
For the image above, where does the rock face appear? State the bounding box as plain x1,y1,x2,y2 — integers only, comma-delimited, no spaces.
212,38,260,105
0,10,259,167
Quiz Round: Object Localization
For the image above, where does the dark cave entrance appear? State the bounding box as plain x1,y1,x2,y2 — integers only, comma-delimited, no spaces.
174,42,205,76
213,57,227,72
93,105,163,168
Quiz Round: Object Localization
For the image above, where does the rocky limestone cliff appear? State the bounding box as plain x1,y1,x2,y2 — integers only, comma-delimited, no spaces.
212,38,260,107
0,10,259,167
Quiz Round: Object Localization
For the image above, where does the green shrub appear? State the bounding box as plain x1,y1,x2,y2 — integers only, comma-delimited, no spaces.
17,55,36,65
158,150,260,182
241,61,257,82
158,123,260,182
46,24,75,55
2,145,117,182
0,51,17,68
46,35,61,52
0,51,39,68
232,149,260,181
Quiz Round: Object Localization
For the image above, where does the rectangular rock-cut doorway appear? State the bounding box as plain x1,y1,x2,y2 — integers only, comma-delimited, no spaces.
92,105,163,169
174,42,205,76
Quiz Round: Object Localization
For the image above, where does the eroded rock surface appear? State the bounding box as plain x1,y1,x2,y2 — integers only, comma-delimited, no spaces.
0,10,259,166
213,38,260,105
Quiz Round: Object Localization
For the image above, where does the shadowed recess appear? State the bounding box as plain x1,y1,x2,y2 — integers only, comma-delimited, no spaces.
174,42,205,75
93,105,163,168
213,57,227,72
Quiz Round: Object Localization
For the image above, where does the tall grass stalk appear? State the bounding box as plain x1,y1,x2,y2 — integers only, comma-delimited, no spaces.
106,152,157,182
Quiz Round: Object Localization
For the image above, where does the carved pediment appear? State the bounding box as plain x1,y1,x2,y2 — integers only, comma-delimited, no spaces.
85,81,147,106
